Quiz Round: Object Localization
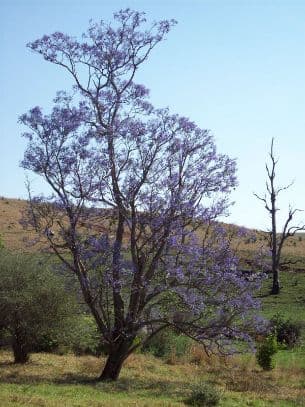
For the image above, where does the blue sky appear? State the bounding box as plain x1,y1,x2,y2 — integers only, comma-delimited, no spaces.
1,0,305,230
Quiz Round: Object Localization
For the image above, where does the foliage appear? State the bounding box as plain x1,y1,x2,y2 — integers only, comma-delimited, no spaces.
20,9,264,380
31,333,59,353
185,381,221,406
69,315,104,356
270,314,303,348
0,251,78,362
256,334,278,370
142,329,191,359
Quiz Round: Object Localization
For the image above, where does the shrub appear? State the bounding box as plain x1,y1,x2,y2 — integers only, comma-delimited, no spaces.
142,330,171,357
32,333,59,353
69,315,103,356
0,251,79,363
185,381,221,406
142,329,191,359
270,314,303,348
256,334,278,370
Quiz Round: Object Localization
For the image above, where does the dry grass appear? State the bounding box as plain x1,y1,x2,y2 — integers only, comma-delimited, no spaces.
1,197,305,270
0,197,33,251
1,350,305,406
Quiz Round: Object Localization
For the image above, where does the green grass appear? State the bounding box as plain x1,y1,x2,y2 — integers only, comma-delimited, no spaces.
1,270,305,406
1,349,305,406
260,271,305,321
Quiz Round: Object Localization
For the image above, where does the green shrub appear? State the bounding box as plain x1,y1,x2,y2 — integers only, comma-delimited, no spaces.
69,315,103,356
185,381,221,406
32,333,59,353
142,329,172,357
256,334,278,370
270,314,303,348
142,329,191,359
0,251,80,363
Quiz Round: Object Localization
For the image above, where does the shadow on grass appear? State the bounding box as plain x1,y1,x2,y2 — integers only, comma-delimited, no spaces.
0,361,15,367
0,371,189,398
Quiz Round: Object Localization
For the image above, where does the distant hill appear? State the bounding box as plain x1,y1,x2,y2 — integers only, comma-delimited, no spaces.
0,197,34,251
0,197,304,271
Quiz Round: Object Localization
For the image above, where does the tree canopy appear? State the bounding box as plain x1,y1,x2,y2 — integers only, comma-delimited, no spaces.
20,9,264,380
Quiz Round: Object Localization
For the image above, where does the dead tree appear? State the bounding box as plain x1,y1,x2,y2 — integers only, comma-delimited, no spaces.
254,138,305,295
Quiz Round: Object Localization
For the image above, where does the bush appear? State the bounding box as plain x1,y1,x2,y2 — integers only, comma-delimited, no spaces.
270,314,303,348
256,334,278,370
32,333,59,353
142,329,191,359
69,315,103,356
0,251,80,363
142,330,171,357
185,381,221,406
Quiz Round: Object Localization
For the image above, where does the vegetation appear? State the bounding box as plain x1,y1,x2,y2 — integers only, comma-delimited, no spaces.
0,247,303,404
256,335,278,371
1,347,305,406
1,197,305,271
254,138,305,294
270,314,303,348
0,236,303,403
185,381,221,406
19,9,264,381
260,271,305,321
0,251,80,363
0,4,303,406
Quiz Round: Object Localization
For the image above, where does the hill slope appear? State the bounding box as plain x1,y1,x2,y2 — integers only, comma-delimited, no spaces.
1,197,305,271
0,197,33,251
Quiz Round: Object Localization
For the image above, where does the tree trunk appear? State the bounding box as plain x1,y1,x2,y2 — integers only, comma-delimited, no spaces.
271,267,280,295
99,348,129,381
12,335,29,364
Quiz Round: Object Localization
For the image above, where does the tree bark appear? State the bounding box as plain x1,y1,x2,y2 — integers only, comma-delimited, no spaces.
271,267,280,295
99,347,129,381
12,335,29,364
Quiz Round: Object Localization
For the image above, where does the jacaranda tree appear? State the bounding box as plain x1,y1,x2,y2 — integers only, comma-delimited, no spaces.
20,9,263,380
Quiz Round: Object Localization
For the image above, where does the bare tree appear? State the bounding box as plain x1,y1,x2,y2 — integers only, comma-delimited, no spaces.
254,138,305,295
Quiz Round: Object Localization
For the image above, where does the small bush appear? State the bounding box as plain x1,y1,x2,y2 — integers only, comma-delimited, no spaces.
69,315,103,356
142,329,191,360
256,334,278,370
142,330,171,357
185,381,221,406
270,314,303,348
0,251,80,363
32,333,59,353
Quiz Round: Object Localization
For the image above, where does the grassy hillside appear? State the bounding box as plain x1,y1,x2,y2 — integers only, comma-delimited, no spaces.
0,197,31,251
1,197,305,406
0,271,304,406
261,271,305,321
2,197,305,271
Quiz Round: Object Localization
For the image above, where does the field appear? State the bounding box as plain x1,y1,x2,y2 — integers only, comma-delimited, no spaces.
1,198,305,406
0,271,304,406
1,346,305,406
